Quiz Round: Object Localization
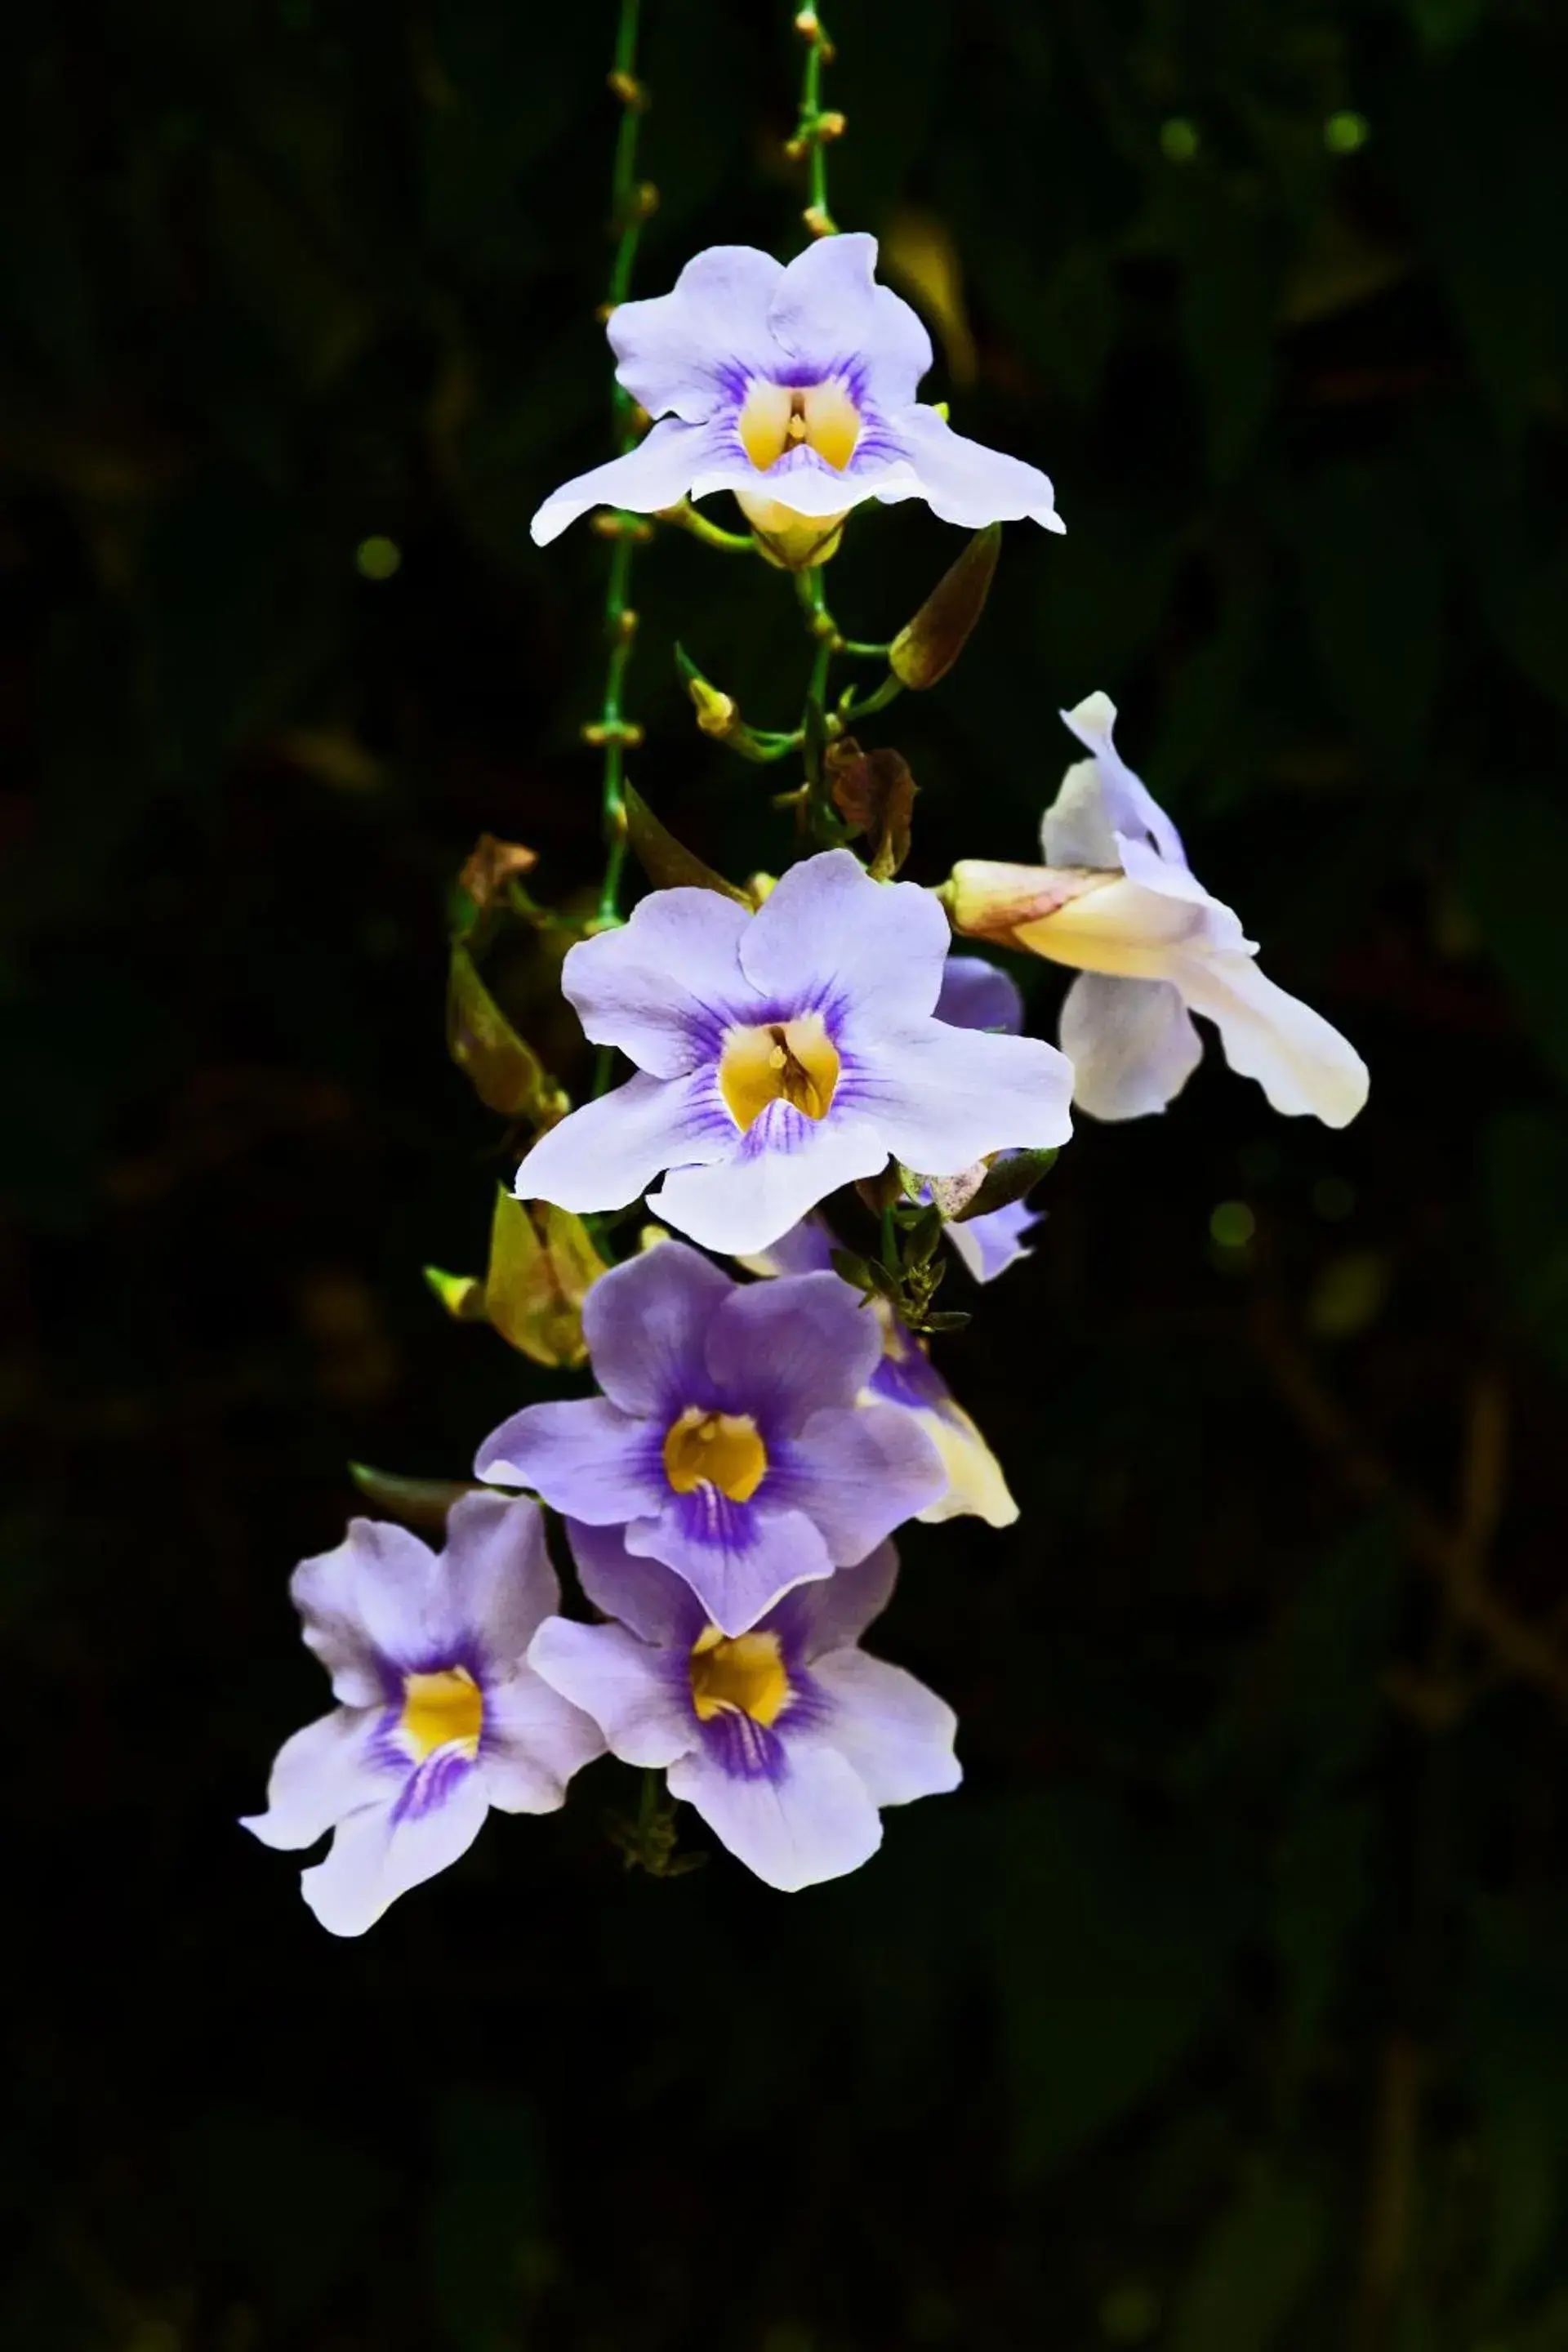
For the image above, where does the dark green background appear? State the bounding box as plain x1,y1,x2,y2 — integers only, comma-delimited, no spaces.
7,1,1568,2345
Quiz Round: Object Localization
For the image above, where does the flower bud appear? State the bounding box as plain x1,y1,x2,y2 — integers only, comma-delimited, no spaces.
890,523,1000,688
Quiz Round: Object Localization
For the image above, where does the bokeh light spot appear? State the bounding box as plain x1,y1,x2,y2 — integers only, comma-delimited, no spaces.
354,534,402,581
1209,1200,1256,1250
1160,117,1200,163
1325,109,1370,154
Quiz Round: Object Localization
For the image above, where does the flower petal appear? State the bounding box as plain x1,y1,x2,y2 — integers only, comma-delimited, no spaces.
935,954,1023,1035
299,1771,491,1937
733,1210,837,1280
527,1616,697,1768
291,1518,452,1690
441,1491,560,1667
770,1537,899,1659
854,1021,1073,1171
514,1069,737,1218
652,1098,889,1257
566,1518,708,1647
946,1192,1042,1284
609,244,785,421
1059,972,1204,1120
809,1649,960,1805
1040,758,1120,870
889,404,1063,532
479,1665,605,1810
704,1267,881,1428
629,1497,835,1639
581,1238,734,1417
1174,951,1370,1128
531,416,724,546
473,1395,664,1526
770,1402,947,1563
767,232,933,409
557,889,755,1077
911,1393,1019,1527
240,1706,386,1851
1058,693,1187,867
667,1737,882,1891
738,849,950,1031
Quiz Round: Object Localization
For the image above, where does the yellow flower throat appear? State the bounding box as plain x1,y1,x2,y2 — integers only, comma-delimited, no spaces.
718,1013,840,1133
399,1665,483,1762
688,1626,791,1726
738,379,861,474
662,1406,768,1502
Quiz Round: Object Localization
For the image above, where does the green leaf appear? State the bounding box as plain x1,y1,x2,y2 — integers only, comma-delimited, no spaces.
623,782,749,903
952,1147,1058,1223
1169,2161,1325,2352
446,946,564,1120
889,523,1001,688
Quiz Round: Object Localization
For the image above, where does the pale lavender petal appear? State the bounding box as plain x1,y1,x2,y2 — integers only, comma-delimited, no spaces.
609,244,785,421
1060,973,1204,1121
809,1649,961,1806
473,1395,664,1526
771,1537,899,1660
946,1190,1042,1284
652,1099,889,1257
733,1211,837,1279
1040,757,1121,870
856,1022,1073,1171
1174,951,1370,1128
441,1491,559,1667
704,1268,881,1428
935,955,1023,1035
292,1517,457,1686
889,404,1063,532
733,448,920,517
566,1519,707,1647
557,890,755,1077
528,1616,697,1768
738,850,950,1032
770,1403,947,1562
531,417,724,546
581,1239,734,1417
628,1499,834,1638
514,1068,737,1218
299,1771,491,1937
240,1707,385,1851
768,233,933,409
1116,835,1250,949
911,1393,1018,1529
1058,693,1187,866
667,1737,882,1891
478,1665,605,1811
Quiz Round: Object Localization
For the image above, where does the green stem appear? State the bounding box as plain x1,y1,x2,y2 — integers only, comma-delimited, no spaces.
838,671,904,725
791,9,837,235
588,0,653,1067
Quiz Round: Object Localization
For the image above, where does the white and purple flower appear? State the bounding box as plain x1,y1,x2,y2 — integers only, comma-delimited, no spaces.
529,1525,960,1892
242,1494,602,1936
930,956,1045,1284
531,234,1062,564
514,849,1074,1258
474,1239,946,1637
948,693,1370,1127
742,1213,1019,1529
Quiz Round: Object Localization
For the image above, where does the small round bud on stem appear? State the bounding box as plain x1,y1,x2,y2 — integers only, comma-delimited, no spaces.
590,514,656,542
606,68,649,109
581,719,645,748
817,110,846,140
614,608,640,643
803,203,837,239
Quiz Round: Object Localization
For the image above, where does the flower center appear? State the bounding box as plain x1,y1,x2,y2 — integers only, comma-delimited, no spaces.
688,1626,791,1726
399,1665,483,1762
718,1014,840,1132
662,1406,769,1502
737,379,861,474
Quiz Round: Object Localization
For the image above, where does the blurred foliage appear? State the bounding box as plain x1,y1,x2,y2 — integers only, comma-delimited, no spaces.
5,0,1568,2346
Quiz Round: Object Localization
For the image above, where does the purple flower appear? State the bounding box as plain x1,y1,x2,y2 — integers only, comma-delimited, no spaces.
529,1526,960,1892
931,956,1044,1285
242,1494,602,1936
742,1214,1018,1529
531,235,1062,564
514,849,1074,1258
948,693,1370,1127
474,1240,946,1637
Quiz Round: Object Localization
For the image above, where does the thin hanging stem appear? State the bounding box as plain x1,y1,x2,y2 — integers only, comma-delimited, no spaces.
788,8,841,239
585,0,657,938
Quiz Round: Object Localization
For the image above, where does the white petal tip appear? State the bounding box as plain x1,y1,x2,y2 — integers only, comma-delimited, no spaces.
1063,690,1117,738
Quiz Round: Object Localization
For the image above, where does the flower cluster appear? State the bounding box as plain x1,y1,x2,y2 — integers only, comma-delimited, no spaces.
247,24,1368,1931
